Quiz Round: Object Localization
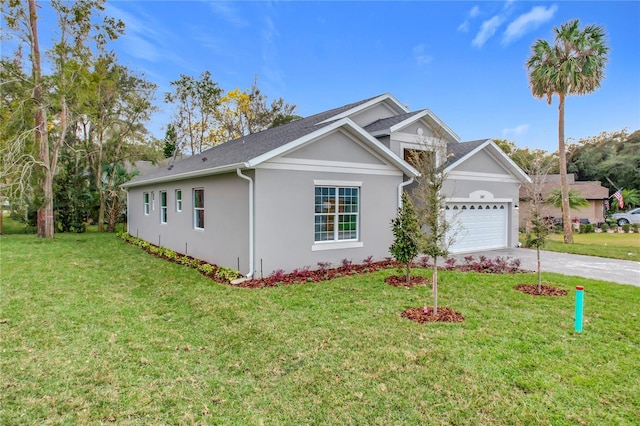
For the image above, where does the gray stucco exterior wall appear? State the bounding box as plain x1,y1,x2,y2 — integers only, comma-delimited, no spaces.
252,167,402,275
126,172,250,270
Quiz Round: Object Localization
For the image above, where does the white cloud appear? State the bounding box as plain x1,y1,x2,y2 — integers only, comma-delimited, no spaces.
208,1,248,27
502,5,558,45
457,5,481,33
413,44,433,65
472,15,504,47
502,124,530,138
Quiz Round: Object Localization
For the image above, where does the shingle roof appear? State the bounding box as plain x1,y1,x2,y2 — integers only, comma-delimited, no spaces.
363,110,425,133
446,139,489,166
125,95,383,186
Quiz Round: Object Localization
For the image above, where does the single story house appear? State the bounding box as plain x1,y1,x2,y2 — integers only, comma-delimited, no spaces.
519,173,609,227
122,94,530,277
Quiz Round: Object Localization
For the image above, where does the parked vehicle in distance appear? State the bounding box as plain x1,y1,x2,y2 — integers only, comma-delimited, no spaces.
609,207,640,226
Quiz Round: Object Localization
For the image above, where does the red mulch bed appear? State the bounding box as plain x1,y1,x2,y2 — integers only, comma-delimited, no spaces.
401,307,465,323
513,284,568,296
384,275,428,287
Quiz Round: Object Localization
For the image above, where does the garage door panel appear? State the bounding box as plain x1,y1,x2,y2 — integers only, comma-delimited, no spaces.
446,203,507,253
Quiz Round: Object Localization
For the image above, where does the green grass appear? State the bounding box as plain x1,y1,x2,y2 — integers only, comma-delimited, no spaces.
2,232,639,424
543,232,639,261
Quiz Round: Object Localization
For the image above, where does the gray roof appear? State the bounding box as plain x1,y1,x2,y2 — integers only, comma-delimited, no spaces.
363,110,425,133
126,95,383,186
446,139,489,166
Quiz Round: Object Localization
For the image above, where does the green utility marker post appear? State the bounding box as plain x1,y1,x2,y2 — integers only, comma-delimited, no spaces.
575,286,584,333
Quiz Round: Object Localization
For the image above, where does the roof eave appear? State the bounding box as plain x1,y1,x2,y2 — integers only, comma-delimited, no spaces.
121,162,250,189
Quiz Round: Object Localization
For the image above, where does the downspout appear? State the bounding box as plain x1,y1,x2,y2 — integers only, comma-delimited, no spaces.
397,177,414,209
125,189,130,234
236,169,254,278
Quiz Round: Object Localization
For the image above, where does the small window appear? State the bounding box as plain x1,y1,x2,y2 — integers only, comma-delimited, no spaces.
143,192,150,215
175,189,182,212
193,188,204,229
160,191,167,224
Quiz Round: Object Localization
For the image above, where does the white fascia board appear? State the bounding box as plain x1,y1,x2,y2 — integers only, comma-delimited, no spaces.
390,109,460,142
121,162,249,188
317,93,409,125
249,117,419,178
444,140,531,184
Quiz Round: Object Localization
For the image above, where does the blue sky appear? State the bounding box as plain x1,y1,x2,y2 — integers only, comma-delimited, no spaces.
29,1,640,152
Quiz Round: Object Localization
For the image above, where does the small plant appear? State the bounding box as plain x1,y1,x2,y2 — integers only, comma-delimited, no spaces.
579,223,594,234
418,256,430,268
363,255,375,267
444,258,457,269
340,258,353,270
389,193,422,282
632,224,639,233
197,263,215,275
317,261,331,274
215,266,241,282
622,224,631,233
600,223,610,232
269,269,286,281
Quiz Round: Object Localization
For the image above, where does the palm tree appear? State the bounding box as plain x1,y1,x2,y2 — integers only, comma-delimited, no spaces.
526,19,608,244
545,188,589,211
621,188,639,210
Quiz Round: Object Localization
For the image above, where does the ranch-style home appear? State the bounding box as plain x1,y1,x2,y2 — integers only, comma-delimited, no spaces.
122,93,530,277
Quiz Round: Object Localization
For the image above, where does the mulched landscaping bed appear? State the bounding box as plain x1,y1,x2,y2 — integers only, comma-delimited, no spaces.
401,307,465,323
384,275,428,287
513,284,568,296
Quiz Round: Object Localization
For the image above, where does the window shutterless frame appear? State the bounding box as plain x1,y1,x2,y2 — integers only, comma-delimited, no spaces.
143,192,150,215
175,189,182,212
193,188,204,229
314,186,359,242
160,191,168,223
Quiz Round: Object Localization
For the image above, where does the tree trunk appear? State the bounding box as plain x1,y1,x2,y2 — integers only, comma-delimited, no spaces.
431,257,439,315
536,247,542,293
29,0,54,238
405,262,410,282
558,93,573,244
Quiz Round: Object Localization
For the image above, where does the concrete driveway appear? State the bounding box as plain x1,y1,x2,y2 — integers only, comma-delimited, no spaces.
452,248,640,287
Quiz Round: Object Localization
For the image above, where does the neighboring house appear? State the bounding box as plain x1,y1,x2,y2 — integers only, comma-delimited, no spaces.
122,94,530,277
519,173,609,227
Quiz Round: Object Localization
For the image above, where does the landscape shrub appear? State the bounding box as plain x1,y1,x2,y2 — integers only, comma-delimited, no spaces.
622,224,631,233
579,223,594,233
600,223,610,232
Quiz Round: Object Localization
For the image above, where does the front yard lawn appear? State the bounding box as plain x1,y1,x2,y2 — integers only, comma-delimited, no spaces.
543,232,639,261
2,232,639,424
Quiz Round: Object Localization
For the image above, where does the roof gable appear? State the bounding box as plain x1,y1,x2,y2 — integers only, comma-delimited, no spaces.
318,93,409,125
365,109,460,143
445,139,531,184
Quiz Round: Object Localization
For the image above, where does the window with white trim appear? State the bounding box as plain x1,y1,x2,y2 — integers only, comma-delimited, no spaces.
175,189,182,212
314,186,359,242
143,192,150,215
193,188,204,229
160,191,167,223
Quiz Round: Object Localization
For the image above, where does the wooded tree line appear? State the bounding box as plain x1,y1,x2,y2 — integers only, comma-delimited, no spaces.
1,0,297,236
496,128,639,199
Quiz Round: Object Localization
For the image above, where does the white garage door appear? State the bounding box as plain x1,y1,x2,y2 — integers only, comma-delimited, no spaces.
445,202,508,253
